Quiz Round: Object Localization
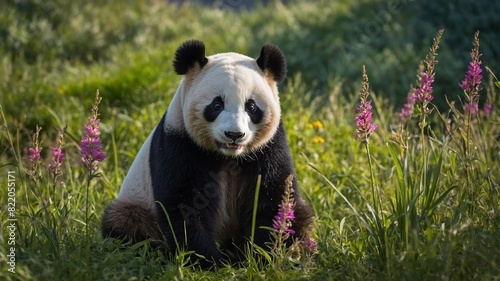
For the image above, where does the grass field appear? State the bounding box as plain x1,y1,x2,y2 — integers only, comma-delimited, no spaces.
1,0,499,280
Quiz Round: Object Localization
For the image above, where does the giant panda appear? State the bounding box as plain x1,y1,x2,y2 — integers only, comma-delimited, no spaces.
101,40,313,268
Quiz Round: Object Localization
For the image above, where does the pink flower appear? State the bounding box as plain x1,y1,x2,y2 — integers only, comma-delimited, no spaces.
48,147,65,174
302,237,317,253
461,31,482,116
81,117,106,172
354,100,377,141
400,29,443,121
399,96,414,122
29,147,42,161
27,125,43,181
464,103,479,115
273,201,295,235
273,175,296,237
354,66,376,143
399,86,417,122
484,103,492,116
414,72,435,104
81,92,106,174
460,60,482,92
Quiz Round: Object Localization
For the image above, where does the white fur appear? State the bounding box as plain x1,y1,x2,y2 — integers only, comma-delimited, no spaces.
116,130,155,210
165,82,185,131
167,52,281,156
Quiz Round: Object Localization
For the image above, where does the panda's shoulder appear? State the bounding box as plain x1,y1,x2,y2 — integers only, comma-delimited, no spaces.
148,113,217,195
149,113,198,160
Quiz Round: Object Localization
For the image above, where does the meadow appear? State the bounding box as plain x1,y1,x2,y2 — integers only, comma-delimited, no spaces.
1,0,499,280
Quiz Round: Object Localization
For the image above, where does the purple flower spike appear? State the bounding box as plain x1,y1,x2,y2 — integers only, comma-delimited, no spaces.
29,147,42,162
460,58,482,93
273,175,296,237
484,103,492,116
273,201,296,235
464,103,479,115
81,117,106,173
399,96,414,122
400,29,443,122
48,147,65,174
302,237,318,253
27,125,43,181
415,29,443,111
461,31,482,115
81,92,106,174
354,66,377,143
414,72,435,104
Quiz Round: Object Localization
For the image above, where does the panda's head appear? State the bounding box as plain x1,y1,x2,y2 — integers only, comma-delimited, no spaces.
171,40,286,157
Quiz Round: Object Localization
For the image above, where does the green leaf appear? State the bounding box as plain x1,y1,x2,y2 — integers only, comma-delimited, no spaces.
495,81,500,89
423,152,443,212
387,141,404,188
428,185,457,211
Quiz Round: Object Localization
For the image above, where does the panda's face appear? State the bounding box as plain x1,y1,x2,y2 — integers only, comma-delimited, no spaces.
184,53,281,157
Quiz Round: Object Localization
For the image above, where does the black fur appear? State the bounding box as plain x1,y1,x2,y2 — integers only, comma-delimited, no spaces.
149,114,312,268
203,96,224,122
256,44,287,82
245,99,264,124
173,40,209,75
101,200,162,246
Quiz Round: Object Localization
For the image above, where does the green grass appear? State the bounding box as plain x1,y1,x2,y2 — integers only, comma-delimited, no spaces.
1,0,499,280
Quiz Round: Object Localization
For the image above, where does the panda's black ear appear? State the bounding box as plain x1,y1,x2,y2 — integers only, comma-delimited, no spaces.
256,44,287,83
173,40,209,75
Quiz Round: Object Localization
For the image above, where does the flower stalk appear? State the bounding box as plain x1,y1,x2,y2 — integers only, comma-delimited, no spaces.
28,125,43,183
355,66,381,214
273,175,296,250
415,29,443,129
81,92,106,176
48,125,67,191
354,65,377,144
81,90,106,240
459,31,483,217
460,31,483,116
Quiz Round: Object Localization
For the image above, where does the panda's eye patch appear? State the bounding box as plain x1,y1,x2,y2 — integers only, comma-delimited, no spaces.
204,96,224,122
245,99,264,124
211,97,224,111
245,99,257,113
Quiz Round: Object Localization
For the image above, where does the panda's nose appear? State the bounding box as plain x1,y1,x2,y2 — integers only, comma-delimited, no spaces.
224,131,245,141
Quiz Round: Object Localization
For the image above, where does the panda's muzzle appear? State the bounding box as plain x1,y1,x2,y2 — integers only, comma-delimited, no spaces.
220,142,242,150
215,131,246,152
215,140,243,152
224,131,245,142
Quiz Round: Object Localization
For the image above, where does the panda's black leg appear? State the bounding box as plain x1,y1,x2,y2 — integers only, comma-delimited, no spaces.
157,207,226,269
101,199,162,244
291,197,314,239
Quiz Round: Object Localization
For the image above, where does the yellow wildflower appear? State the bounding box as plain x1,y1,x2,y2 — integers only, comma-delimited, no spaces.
307,120,324,130
312,136,325,144
312,121,323,129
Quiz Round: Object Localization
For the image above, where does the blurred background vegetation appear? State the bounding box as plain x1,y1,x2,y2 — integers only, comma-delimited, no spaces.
1,0,499,132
